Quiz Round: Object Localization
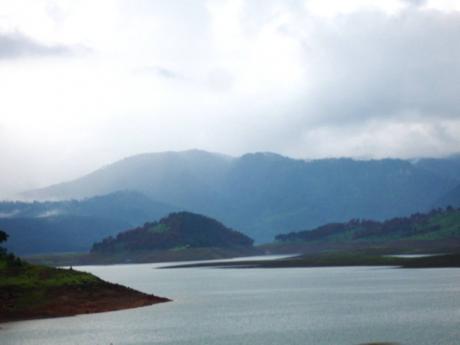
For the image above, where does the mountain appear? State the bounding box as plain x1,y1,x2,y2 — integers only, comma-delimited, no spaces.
0,191,177,255
23,150,458,243
414,154,460,209
413,154,460,182
23,150,233,207
435,185,460,207
91,211,253,254
0,216,131,255
2,190,176,222
274,207,460,253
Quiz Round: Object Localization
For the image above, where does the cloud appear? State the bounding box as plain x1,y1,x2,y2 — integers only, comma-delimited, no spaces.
0,31,72,59
1,0,460,195
255,6,460,157
137,65,185,80
292,8,460,120
402,0,428,6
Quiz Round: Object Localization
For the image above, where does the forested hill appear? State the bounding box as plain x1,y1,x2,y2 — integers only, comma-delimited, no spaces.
275,207,460,244
91,212,254,253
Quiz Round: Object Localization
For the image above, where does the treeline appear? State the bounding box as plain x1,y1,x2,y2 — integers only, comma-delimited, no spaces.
92,212,254,253
276,207,460,243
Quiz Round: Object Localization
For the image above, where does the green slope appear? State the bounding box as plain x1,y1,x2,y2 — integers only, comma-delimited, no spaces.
0,231,169,322
274,207,460,249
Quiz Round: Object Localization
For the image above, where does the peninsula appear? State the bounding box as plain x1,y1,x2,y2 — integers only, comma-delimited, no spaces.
0,231,170,323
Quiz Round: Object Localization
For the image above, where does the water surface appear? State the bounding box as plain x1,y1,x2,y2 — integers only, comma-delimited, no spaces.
2,262,460,345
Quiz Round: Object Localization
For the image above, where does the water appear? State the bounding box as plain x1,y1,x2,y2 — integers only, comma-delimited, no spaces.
2,262,460,345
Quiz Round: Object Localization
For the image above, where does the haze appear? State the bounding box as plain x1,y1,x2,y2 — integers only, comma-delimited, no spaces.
1,0,460,197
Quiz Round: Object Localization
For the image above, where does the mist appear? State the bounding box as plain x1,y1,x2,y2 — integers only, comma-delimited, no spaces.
1,0,460,197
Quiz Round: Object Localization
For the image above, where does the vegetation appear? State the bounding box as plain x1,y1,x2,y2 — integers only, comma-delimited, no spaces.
0,230,7,244
0,230,169,322
91,211,254,254
21,150,460,243
275,207,460,244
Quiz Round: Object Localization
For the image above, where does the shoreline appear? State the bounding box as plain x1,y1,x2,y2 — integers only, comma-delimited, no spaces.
0,260,171,324
160,252,460,269
0,282,171,323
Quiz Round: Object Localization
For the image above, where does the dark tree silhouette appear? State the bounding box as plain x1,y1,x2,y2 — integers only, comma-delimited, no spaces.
0,230,8,244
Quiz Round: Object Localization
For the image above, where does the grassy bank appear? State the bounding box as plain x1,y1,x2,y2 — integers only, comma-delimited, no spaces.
0,255,170,322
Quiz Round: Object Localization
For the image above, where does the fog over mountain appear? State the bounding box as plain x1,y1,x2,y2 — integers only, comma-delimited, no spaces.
1,0,460,198
23,150,460,243
1,1,460,247
0,191,178,254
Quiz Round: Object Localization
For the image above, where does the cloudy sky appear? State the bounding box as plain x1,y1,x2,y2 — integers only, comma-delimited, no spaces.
1,0,460,197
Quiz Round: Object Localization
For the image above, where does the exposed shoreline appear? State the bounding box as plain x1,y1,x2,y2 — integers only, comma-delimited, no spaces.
161,252,460,269
1,281,170,323
0,261,171,323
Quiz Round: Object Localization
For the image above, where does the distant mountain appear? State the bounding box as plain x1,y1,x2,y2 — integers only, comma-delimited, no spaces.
23,150,233,206
91,211,253,254
435,184,460,208
413,154,460,182
0,216,130,255
275,207,460,246
4,190,176,222
415,155,460,209
23,150,458,243
0,191,177,255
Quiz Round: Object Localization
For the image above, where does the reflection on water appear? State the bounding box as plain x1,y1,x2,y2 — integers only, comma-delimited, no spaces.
2,262,460,345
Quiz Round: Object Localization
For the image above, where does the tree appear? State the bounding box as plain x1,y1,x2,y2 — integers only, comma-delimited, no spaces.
0,230,8,256
0,230,8,244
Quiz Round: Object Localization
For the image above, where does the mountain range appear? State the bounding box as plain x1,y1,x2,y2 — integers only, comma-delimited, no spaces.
20,150,460,244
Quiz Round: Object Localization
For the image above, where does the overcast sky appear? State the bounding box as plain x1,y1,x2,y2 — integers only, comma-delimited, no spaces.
1,0,460,197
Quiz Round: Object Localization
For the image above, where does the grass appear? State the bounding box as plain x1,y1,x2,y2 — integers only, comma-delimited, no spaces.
0,253,170,322
0,257,99,289
148,223,170,234
0,254,100,315
411,212,460,240
171,244,191,251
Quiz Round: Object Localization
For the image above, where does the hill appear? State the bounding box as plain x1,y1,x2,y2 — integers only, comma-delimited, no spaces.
272,207,460,253
0,231,169,322
22,150,459,243
0,190,176,224
91,211,254,254
0,191,177,255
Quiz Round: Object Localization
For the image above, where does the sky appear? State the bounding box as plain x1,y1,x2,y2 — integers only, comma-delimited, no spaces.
1,0,460,197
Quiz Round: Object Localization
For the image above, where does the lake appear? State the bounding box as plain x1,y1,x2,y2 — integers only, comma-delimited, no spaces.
2,260,460,345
